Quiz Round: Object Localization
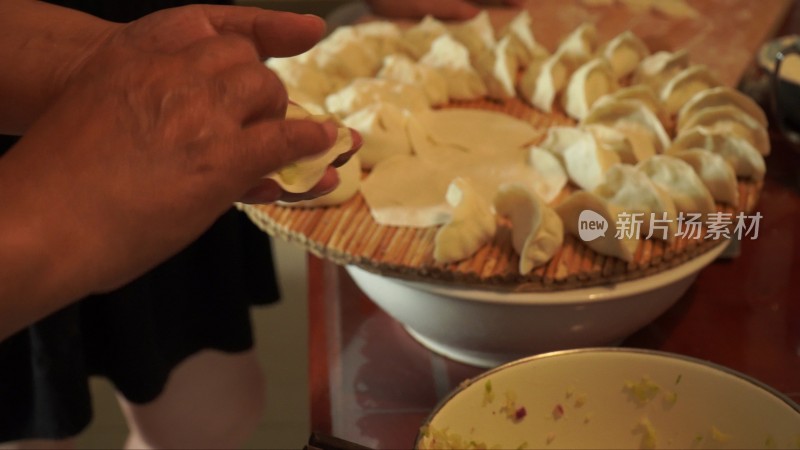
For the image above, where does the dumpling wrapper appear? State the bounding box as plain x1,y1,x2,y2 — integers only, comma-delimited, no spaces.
325,78,431,118
419,34,488,100
268,105,354,194
677,86,768,130
599,30,651,80
279,154,362,208
582,98,672,154
562,57,620,120
499,10,550,67
637,155,716,215
377,54,449,106
671,150,739,206
660,65,721,116
593,164,677,240
668,126,766,181
556,190,639,262
433,177,497,264
633,49,690,91
678,105,770,156
341,103,414,169
494,184,564,275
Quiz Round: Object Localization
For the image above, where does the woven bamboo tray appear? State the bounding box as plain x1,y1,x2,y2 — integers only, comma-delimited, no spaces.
239,97,763,292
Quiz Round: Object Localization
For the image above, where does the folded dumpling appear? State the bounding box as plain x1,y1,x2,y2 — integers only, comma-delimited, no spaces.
637,155,716,215
377,54,449,106
633,49,690,91
671,149,739,206
678,105,770,156
556,191,639,261
599,30,651,80
494,184,564,275
583,98,672,154
557,23,598,64
341,103,414,169
401,15,449,60
419,34,488,100
595,84,670,129
266,56,345,108
448,11,496,58
677,86,768,130
499,10,550,67
584,124,654,164
352,21,404,60
559,128,622,191
280,154,362,208
325,78,431,117
472,34,520,99
660,65,721,116
312,26,383,80
593,164,677,240
434,177,497,264
519,47,587,112
562,57,619,120
268,105,354,194
668,126,766,181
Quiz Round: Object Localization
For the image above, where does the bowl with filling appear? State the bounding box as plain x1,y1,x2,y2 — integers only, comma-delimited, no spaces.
416,348,800,449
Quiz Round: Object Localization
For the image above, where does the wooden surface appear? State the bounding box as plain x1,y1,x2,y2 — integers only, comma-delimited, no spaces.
474,0,794,88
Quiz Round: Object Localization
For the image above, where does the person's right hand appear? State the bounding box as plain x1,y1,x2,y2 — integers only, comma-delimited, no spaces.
0,6,357,307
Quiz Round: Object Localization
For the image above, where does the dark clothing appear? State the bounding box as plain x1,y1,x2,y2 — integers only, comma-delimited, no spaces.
0,0,280,441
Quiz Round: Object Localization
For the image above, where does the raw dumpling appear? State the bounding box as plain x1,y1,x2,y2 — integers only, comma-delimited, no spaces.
583,98,672,154
419,34,488,100
448,11,496,59
280,154,362,207
519,48,587,112
584,124,654,164
556,191,639,261
671,150,739,206
353,21,404,59
538,126,589,160
668,126,766,181
595,84,670,128
559,128,622,191
434,177,497,264
494,184,564,275
268,105,354,194
325,78,431,117
499,10,550,67
562,57,619,120
266,56,344,107
401,15,449,59
660,65,721,116
377,54,449,106
599,30,651,80
593,164,677,240
637,155,716,215
312,26,382,79
677,86,768,130
633,49,690,90
472,34,519,99
678,105,770,156
556,23,598,64
341,103,414,169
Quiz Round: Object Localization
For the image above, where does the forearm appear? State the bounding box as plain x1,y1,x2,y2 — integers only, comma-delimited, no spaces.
0,0,117,134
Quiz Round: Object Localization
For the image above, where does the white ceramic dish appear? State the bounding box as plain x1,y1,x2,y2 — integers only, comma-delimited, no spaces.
416,348,800,450
346,241,729,368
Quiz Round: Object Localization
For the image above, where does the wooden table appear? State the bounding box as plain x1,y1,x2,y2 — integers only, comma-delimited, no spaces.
305,2,800,448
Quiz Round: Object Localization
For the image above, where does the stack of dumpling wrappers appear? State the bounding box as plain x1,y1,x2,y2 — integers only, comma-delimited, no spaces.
246,10,768,290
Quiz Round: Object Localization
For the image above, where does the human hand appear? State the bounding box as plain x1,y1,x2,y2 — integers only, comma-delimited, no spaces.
0,6,357,296
365,0,524,20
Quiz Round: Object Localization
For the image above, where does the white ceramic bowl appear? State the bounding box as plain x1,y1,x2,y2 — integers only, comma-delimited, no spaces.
415,348,800,450
346,241,728,368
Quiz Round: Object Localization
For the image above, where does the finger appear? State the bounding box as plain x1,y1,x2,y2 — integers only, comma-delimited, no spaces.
201,6,326,58
185,34,260,74
239,167,339,204
215,63,288,124
234,119,338,182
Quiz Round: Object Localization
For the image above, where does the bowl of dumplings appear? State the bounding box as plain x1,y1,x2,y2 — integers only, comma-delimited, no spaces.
259,12,770,368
